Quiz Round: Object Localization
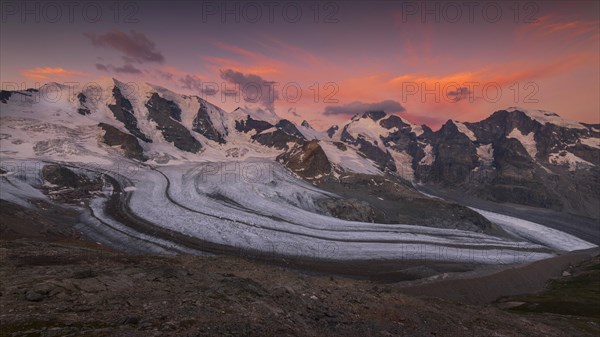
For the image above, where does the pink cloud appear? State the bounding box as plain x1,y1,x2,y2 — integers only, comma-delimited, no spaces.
22,67,86,81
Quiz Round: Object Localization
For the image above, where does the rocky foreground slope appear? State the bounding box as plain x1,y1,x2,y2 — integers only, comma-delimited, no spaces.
1,237,598,337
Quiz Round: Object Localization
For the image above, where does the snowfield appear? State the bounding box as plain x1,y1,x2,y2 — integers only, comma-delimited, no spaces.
1,157,596,265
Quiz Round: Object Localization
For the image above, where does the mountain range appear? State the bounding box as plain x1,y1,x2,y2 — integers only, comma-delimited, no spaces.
2,77,597,219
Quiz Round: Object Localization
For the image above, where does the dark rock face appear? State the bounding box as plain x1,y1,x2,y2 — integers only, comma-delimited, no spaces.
317,173,498,233
277,140,332,179
235,116,273,134
363,110,386,121
41,165,81,188
0,89,35,104
162,98,182,121
410,109,600,218
40,164,104,203
301,120,313,129
428,121,479,184
466,110,539,145
379,115,409,130
327,125,339,138
419,114,556,207
379,115,420,154
457,112,545,201
98,123,146,161
145,93,202,153
0,90,12,103
235,116,306,150
333,142,347,151
253,128,304,150
485,138,560,209
570,143,600,166
107,87,152,143
76,108,90,116
76,93,91,115
275,119,305,139
192,101,226,144
494,138,535,170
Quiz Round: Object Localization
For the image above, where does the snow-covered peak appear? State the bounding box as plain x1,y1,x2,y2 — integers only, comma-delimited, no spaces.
506,107,587,130
344,114,395,150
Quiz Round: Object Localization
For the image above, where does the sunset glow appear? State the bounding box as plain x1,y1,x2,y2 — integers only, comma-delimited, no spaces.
1,1,598,129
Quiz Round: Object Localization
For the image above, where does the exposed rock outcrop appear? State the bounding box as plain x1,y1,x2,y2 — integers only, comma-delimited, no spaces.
277,140,332,179
192,101,226,144
107,87,152,143
98,123,146,161
145,93,202,153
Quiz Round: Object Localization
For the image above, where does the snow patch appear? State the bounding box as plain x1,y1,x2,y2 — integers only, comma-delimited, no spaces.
345,117,396,151
507,107,586,130
411,125,425,137
476,144,494,166
548,151,594,171
390,150,414,181
419,144,434,165
580,137,600,149
453,121,477,141
508,128,537,159
319,141,381,175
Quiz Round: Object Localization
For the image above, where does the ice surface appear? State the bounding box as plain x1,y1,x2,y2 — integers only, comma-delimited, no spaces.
472,208,596,251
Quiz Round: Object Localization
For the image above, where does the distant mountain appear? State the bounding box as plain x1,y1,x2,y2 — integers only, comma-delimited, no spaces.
326,107,599,218
1,78,598,218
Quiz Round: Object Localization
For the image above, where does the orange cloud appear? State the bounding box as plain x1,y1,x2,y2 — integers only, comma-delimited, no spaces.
22,67,85,81
321,51,598,128
213,41,263,60
517,15,600,41
388,51,595,93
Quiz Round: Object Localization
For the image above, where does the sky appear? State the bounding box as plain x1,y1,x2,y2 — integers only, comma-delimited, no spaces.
1,0,599,130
